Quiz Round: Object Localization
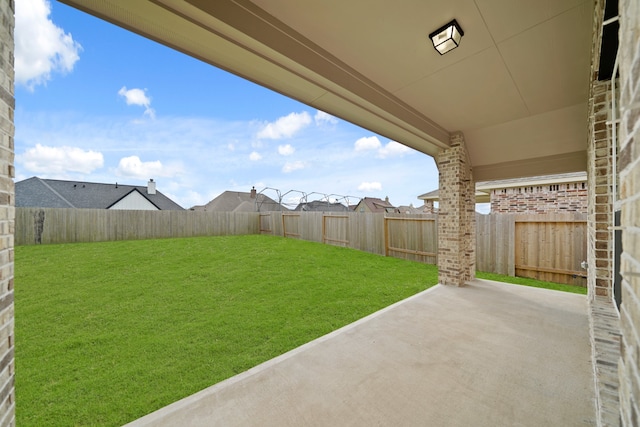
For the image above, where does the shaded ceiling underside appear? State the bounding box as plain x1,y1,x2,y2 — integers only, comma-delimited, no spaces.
60,0,594,181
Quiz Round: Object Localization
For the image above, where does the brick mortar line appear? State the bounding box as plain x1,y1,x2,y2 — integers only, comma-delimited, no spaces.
620,251,640,273
619,151,640,176
619,295,640,346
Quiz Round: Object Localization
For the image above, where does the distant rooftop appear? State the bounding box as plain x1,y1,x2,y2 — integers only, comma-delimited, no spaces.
16,177,184,210
191,189,283,212
294,200,350,212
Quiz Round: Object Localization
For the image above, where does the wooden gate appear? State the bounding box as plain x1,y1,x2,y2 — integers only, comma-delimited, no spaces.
514,217,587,286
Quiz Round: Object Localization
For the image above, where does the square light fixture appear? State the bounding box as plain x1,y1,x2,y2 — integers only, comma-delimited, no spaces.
429,19,464,55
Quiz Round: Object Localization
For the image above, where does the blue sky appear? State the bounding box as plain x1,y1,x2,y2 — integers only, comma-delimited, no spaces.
14,0,442,210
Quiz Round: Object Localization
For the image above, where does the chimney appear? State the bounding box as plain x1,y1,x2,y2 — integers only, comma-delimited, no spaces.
250,186,257,199
148,179,156,195
385,196,389,204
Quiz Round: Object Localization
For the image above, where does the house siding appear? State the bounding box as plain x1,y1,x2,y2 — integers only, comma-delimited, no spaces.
0,0,14,424
109,191,159,210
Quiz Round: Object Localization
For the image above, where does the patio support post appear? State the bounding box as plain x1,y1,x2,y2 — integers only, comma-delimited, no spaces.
436,132,475,286
0,0,14,424
587,78,616,300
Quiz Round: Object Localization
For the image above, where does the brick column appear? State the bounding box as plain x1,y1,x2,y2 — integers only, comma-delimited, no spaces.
422,200,436,214
436,132,475,286
617,0,640,424
0,0,13,425
587,79,616,299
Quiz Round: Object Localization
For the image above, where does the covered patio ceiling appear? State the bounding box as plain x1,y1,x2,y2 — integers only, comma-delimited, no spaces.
60,0,594,181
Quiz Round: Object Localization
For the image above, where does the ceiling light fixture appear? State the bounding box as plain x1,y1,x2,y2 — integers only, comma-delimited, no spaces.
429,19,464,55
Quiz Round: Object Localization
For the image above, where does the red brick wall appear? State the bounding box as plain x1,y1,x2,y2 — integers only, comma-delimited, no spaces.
490,183,587,214
436,132,475,286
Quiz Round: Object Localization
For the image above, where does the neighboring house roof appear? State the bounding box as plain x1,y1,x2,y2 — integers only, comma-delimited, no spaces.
191,190,283,212
418,172,588,204
396,205,424,214
294,200,350,212
355,197,397,213
419,189,492,204
15,177,184,210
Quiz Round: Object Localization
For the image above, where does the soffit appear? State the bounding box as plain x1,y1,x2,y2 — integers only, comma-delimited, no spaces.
250,0,593,180
60,0,594,181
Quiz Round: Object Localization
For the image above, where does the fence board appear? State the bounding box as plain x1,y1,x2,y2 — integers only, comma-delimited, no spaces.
476,214,515,275
513,214,587,286
384,215,437,264
323,214,349,247
15,208,260,245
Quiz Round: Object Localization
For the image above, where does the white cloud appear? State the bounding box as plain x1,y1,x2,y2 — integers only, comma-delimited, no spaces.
249,151,262,161
354,136,382,152
173,189,208,210
358,181,382,192
14,109,441,209
257,111,311,139
18,144,103,174
282,161,305,173
15,0,82,90
378,141,412,158
118,86,156,119
315,110,338,126
115,155,179,179
354,137,412,158
278,144,295,156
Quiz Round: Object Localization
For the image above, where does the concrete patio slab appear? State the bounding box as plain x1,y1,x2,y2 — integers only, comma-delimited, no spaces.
125,279,595,426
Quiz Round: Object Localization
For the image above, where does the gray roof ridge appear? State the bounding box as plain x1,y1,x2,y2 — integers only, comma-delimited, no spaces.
36,177,75,208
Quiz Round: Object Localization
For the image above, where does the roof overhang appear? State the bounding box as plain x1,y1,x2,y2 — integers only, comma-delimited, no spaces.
60,0,594,181
418,171,588,203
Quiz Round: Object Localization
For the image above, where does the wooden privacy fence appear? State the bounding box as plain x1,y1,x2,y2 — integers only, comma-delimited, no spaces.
15,208,260,245
476,213,587,286
384,216,437,264
259,211,438,261
16,208,588,285
322,214,349,246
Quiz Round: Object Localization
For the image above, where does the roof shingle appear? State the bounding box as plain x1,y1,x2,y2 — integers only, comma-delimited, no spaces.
16,177,184,210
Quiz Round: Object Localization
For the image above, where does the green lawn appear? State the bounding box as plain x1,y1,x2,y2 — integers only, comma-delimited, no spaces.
16,235,586,426
476,271,588,294
16,235,437,426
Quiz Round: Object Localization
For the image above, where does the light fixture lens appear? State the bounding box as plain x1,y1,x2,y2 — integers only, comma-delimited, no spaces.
429,19,464,55
435,39,458,55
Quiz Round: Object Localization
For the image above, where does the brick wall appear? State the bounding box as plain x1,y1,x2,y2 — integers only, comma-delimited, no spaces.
617,0,640,424
436,132,475,286
588,79,616,299
0,0,14,425
490,183,587,214
421,200,437,214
